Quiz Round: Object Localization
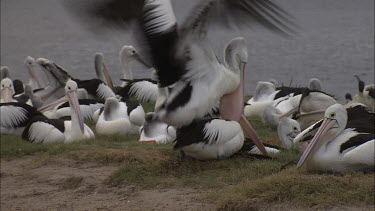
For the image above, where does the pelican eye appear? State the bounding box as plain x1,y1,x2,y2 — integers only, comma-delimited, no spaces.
293,126,298,131
329,112,335,118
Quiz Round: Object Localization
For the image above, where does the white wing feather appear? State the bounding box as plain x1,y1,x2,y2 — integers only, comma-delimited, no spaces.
0,106,28,128
203,119,242,145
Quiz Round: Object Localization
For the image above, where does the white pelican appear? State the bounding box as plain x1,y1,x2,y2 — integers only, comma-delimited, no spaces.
25,56,45,90
96,97,145,135
115,45,159,103
66,0,298,155
94,53,115,91
44,99,104,120
1,102,44,136
139,112,176,144
35,58,70,106
262,105,301,149
174,118,245,160
295,89,337,129
294,104,374,151
297,104,374,172
22,80,95,143
308,78,322,91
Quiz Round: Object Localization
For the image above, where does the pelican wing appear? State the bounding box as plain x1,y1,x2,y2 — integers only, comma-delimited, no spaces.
0,103,42,128
293,119,323,145
181,0,299,38
118,79,158,102
22,116,65,144
174,118,242,149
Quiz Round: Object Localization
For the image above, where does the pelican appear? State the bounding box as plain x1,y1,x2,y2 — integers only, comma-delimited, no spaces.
96,97,145,135
0,66,10,81
45,99,104,120
297,104,374,172
1,102,44,136
94,53,115,91
66,0,298,155
294,104,374,152
35,58,70,106
22,80,95,143
262,105,301,149
308,78,322,91
295,89,337,129
139,112,176,144
115,45,159,102
25,56,45,90
352,75,374,113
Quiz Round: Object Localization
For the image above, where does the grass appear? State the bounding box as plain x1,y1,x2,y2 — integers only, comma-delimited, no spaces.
0,114,374,209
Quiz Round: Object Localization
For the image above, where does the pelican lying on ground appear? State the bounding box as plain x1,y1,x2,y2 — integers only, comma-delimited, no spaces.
139,112,176,144
297,104,374,172
294,104,374,152
22,80,95,143
96,97,145,135
262,105,301,149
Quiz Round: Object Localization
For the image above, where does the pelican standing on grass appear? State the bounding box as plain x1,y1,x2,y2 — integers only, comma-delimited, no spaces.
22,80,95,143
297,104,374,172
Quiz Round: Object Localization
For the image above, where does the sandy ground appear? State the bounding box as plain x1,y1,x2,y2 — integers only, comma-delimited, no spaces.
1,157,373,211
1,157,215,211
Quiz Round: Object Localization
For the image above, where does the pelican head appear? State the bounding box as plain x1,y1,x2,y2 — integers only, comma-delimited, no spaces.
277,118,301,149
120,45,151,68
65,79,85,133
297,104,347,168
25,56,44,88
0,66,10,81
1,78,15,102
224,37,248,74
309,78,322,91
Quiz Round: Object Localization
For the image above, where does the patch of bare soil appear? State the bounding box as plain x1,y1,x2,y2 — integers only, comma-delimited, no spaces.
1,157,215,211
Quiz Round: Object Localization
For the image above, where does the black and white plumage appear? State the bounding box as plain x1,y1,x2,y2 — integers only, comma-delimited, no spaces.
351,75,375,113
96,97,145,135
1,102,45,136
174,118,245,160
138,112,176,144
22,80,95,144
35,58,70,106
115,45,159,102
66,0,297,121
294,104,375,151
294,89,337,129
117,78,159,102
237,138,281,155
296,104,374,172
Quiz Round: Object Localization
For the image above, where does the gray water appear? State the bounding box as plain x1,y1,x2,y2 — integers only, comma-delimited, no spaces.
1,0,374,102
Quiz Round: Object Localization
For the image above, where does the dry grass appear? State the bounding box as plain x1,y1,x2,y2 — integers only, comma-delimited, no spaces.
0,114,374,209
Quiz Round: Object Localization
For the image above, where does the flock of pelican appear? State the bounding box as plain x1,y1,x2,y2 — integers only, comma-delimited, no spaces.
1,0,374,173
